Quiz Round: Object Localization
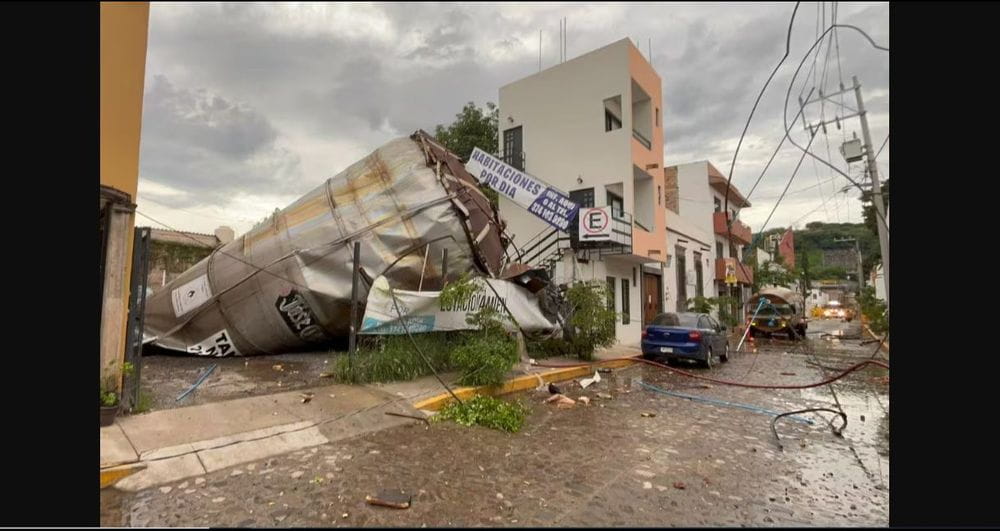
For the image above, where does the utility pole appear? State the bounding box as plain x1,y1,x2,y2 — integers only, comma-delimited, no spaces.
853,75,889,306
799,76,889,305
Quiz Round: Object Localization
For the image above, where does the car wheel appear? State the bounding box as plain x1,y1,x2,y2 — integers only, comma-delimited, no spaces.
720,342,730,362
704,347,714,369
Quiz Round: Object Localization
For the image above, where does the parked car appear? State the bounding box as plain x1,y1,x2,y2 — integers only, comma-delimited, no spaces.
822,301,846,319
641,312,730,368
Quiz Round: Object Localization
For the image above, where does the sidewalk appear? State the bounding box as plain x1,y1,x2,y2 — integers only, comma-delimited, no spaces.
101,377,446,492
101,345,643,492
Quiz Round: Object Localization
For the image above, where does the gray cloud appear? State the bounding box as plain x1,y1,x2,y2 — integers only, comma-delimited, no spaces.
140,2,888,232
139,75,302,207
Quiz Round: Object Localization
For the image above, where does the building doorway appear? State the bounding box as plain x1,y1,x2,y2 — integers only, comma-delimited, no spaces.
642,272,662,326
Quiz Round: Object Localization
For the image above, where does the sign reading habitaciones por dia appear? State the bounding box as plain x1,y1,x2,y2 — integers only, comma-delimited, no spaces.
464,147,578,231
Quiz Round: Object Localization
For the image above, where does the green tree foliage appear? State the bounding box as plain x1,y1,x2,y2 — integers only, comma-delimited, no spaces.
433,101,500,205
527,281,617,361
433,101,499,161
753,221,880,280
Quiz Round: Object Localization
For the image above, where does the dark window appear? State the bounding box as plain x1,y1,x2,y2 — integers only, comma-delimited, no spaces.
675,312,700,327
502,126,523,170
621,278,630,324
604,95,623,132
633,267,637,287
605,110,622,131
651,313,678,326
570,188,595,208
694,252,704,298
607,190,624,218
716,242,724,259
606,276,616,312
714,197,722,212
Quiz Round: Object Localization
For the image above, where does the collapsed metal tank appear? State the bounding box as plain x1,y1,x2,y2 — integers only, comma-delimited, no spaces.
143,131,509,356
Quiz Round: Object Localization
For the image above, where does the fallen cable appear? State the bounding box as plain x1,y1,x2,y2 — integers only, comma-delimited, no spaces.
771,408,847,451
636,380,814,425
532,357,888,390
176,363,217,402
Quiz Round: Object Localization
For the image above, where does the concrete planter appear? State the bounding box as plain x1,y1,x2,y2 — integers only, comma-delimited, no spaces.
100,405,120,427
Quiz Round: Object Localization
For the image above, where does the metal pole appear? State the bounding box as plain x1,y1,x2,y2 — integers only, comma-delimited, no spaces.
441,248,449,289
349,241,360,370
853,76,889,305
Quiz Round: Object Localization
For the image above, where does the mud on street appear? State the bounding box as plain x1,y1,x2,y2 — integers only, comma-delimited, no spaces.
102,319,888,527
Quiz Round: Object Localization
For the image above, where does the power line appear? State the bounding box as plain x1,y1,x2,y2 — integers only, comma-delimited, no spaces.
874,133,889,161
781,22,889,227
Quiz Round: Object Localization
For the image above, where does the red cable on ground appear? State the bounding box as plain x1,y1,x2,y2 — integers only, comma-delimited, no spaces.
532,357,888,390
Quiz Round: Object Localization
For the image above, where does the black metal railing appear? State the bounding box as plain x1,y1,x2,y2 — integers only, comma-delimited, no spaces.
632,129,651,149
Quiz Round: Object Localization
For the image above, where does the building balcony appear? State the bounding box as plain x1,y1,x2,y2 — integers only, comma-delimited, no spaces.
631,129,651,150
713,211,752,245
715,257,753,285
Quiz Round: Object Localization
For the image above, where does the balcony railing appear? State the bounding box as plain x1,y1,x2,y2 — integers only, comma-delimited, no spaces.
715,257,753,285
631,129,651,149
713,211,752,245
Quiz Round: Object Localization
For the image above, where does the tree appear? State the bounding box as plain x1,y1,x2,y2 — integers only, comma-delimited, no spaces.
433,101,499,161
860,179,889,237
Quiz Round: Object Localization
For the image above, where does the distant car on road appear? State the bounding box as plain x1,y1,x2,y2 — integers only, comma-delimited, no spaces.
822,301,846,319
641,312,730,368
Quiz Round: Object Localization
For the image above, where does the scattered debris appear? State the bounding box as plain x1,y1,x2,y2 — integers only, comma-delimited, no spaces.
385,411,430,425
640,412,656,418
272,364,284,372
175,364,218,402
300,392,314,404
860,414,866,422
319,372,335,378
544,394,565,404
596,392,612,400
555,396,576,409
673,482,687,490
643,481,653,489
578,396,591,405
548,383,562,394
366,490,412,509
598,368,612,374
780,372,796,376
579,371,601,389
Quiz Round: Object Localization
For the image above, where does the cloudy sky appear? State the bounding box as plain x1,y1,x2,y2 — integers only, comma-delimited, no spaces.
135,2,889,237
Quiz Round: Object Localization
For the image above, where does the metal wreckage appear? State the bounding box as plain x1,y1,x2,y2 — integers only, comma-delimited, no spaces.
143,130,566,357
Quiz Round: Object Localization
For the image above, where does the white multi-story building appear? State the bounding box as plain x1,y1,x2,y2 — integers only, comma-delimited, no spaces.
663,161,755,315
497,38,668,345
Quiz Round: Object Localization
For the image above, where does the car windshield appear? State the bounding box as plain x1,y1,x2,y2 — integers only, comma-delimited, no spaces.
650,313,700,327
751,303,793,317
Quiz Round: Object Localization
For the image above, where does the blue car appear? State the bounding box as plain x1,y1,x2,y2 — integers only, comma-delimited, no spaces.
641,312,731,368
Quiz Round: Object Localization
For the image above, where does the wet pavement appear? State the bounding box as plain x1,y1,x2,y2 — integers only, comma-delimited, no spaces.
104,318,888,526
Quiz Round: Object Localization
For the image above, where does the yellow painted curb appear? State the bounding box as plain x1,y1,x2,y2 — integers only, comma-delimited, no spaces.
100,462,147,489
413,357,640,411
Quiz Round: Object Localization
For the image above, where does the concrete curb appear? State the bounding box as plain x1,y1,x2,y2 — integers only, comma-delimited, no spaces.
412,356,640,411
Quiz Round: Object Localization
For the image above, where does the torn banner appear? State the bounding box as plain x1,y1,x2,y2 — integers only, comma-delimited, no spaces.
360,276,557,335
142,131,509,357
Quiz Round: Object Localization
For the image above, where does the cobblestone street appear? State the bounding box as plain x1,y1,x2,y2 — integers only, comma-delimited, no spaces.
102,319,888,527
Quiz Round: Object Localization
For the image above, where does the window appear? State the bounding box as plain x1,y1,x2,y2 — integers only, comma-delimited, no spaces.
606,276,616,312
621,278,630,324
502,127,523,170
603,95,622,132
652,313,679,326
570,187,595,208
714,197,722,212
716,242,724,259
709,316,721,330
607,190,624,218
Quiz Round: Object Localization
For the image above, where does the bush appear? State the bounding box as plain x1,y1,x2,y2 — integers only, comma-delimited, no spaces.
433,395,529,433
330,274,518,386
529,281,617,361
858,286,888,335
